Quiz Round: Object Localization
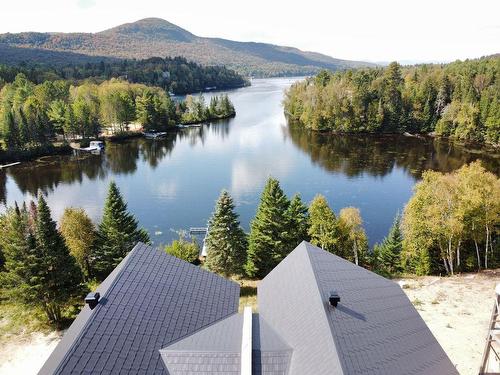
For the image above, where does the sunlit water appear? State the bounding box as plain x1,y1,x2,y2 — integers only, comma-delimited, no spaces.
1,78,498,246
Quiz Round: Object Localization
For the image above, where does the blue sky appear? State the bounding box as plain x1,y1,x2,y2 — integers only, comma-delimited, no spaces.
0,0,498,62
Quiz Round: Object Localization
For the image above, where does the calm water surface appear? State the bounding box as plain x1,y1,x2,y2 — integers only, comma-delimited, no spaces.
1,78,498,246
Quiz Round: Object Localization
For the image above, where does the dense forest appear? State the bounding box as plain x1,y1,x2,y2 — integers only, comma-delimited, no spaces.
0,56,248,95
0,74,235,159
284,57,499,145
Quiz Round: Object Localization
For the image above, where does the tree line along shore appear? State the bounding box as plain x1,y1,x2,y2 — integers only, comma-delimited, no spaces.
0,73,236,163
0,161,498,329
284,57,499,145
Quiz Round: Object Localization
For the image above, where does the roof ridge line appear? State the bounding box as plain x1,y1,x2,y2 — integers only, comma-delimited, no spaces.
303,243,346,375
159,311,242,352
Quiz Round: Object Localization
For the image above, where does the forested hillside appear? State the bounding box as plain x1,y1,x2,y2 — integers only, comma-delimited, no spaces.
284,57,499,144
0,18,374,77
0,74,236,160
0,56,248,95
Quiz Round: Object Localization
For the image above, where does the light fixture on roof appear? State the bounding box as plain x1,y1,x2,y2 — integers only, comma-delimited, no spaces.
329,291,340,308
85,292,100,310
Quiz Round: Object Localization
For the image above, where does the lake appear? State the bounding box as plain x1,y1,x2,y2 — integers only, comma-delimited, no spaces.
0,78,498,246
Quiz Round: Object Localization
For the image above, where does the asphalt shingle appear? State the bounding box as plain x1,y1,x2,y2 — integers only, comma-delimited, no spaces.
305,241,458,375
258,241,458,375
39,243,240,375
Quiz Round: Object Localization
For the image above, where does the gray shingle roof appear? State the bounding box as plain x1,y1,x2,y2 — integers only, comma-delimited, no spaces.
252,315,292,375
39,242,240,375
160,313,292,375
160,313,242,375
259,241,458,375
258,242,344,375
40,241,458,375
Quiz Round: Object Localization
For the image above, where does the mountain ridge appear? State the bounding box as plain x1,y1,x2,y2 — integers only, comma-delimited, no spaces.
0,18,375,77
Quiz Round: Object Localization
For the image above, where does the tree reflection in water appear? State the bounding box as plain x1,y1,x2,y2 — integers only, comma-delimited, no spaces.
284,125,499,179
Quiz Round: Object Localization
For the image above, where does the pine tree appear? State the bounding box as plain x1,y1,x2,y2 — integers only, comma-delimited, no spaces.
245,178,290,278
285,194,310,250
2,108,19,150
94,181,150,278
34,195,83,322
1,198,84,323
204,190,247,277
377,215,403,274
308,194,339,254
0,204,40,305
381,62,403,131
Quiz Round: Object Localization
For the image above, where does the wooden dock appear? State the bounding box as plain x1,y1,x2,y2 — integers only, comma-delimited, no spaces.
0,162,20,170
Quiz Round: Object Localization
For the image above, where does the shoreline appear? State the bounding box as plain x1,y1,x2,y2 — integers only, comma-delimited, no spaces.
0,114,238,164
286,121,500,150
178,112,236,126
0,145,72,164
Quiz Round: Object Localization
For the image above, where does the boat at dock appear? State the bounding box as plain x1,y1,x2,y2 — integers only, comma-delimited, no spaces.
177,124,203,129
80,141,105,152
0,162,21,170
143,131,168,139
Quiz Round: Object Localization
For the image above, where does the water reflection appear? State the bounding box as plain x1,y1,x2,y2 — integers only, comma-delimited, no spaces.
3,122,499,204
3,123,230,197
1,77,498,246
7,154,107,197
285,125,499,179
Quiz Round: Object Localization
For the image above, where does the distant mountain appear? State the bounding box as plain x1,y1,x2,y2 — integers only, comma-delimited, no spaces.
0,18,375,77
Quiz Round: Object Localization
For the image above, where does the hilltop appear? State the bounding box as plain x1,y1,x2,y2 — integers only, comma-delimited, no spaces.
0,18,374,77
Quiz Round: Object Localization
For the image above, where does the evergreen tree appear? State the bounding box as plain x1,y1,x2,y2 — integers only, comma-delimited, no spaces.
209,96,219,117
376,214,403,274
1,108,19,150
94,181,150,278
308,194,339,254
285,194,310,249
220,94,235,116
204,190,247,277
245,178,290,278
34,195,83,322
382,62,403,131
0,204,40,305
435,75,451,115
1,198,83,323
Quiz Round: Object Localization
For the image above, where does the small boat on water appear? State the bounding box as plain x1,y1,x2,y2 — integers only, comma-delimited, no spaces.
80,141,105,152
177,124,203,129
143,131,168,139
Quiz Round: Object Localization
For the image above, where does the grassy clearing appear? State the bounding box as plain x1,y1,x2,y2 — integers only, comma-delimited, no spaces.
234,278,259,312
0,301,51,346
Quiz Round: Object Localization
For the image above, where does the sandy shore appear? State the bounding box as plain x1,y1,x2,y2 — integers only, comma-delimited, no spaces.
0,270,498,374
